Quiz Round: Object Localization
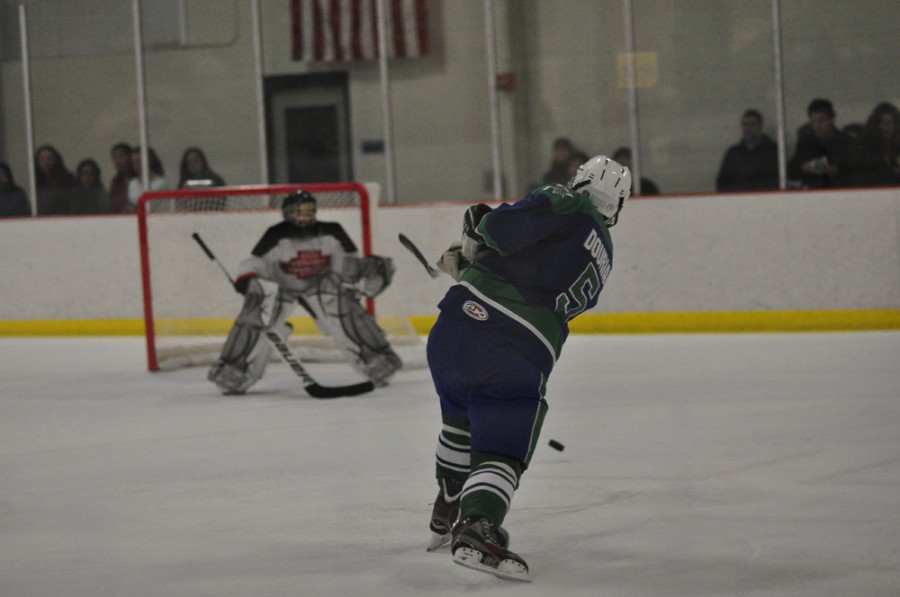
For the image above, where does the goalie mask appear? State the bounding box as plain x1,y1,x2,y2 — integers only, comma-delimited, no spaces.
569,155,631,227
282,190,317,228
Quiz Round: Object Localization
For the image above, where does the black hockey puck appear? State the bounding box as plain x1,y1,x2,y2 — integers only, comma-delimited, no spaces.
548,439,565,452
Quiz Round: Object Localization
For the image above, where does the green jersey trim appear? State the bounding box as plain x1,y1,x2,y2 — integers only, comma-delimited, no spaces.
458,273,562,364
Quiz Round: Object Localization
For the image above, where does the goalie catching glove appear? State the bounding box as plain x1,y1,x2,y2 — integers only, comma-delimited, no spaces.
342,255,395,298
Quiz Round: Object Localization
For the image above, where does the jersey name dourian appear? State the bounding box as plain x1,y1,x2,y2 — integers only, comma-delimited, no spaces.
583,228,612,285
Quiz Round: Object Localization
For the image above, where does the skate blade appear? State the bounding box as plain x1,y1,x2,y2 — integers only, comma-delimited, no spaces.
426,531,451,552
452,546,531,582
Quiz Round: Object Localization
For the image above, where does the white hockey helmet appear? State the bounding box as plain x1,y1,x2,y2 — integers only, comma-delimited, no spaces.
569,155,632,226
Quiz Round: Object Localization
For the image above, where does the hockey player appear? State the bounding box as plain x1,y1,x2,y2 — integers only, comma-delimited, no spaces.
208,190,402,394
425,156,631,581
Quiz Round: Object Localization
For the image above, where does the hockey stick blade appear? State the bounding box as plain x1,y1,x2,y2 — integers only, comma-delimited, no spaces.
306,380,375,399
398,233,440,278
264,329,375,399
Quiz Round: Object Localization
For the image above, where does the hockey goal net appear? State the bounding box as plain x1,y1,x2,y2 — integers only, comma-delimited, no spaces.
137,183,417,372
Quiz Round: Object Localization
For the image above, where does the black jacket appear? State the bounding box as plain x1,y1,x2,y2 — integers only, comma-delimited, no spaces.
716,135,779,192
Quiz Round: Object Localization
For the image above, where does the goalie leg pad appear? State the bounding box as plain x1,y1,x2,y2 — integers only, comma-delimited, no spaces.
306,273,403,386
209,280,286,395
207,361,258,395
362,351,404,387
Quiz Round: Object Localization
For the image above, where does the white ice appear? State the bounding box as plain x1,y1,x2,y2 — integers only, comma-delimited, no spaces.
1,333,898,596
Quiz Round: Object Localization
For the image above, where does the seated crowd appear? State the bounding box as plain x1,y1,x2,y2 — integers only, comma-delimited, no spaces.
540,138,660,197
539,98,899,196
3,98,899,219
1,144,225,217
716,99,900,192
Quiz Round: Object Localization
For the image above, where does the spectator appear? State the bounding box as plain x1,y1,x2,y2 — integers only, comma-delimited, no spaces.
566,150,589,180
846,102,900,187
715,109,780,192
541,137,575,186
34,144,76,215
842,122,864,145
108,142,135,213
177,147,226,189
71,159,109,214
0,161,31,218
787,98,849,189
612,147,659,195
127,146,168,209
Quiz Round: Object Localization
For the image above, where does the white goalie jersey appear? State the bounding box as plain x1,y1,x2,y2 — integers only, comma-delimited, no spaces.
235,220,358,295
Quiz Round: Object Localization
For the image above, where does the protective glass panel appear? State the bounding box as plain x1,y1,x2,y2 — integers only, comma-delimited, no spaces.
2,0,898,216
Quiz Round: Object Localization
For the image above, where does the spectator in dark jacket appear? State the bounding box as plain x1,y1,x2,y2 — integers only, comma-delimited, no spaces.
108,142,135,213
34,144,77,215
0,162,31,218
716,109,780,192
612,147,659,195
541,137,575,186
72,159,110,214
177,147,226,189
787,99,849,189
846,102,900,187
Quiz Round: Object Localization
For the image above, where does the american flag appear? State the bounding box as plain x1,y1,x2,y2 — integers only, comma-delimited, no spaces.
292,0,429,62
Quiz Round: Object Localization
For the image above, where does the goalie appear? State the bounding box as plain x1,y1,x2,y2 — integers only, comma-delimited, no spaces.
208,190,402,394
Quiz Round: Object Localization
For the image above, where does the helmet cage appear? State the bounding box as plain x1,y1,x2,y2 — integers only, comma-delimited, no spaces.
281,190,317,225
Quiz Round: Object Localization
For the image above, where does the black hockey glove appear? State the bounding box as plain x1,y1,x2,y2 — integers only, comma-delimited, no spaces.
234,276,253,295
463,203,491,243
461,203,492,263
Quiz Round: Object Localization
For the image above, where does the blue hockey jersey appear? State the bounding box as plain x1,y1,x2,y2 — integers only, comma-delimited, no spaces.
458,184,614,360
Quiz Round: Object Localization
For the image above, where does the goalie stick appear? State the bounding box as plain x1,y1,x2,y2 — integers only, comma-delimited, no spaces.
398,233,440,278
191,232,375,399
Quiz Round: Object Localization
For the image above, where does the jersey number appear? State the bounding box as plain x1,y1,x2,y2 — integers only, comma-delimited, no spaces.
555,263,601,321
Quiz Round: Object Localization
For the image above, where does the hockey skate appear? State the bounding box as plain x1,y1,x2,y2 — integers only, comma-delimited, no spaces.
451,517,530,582
427,478,462,551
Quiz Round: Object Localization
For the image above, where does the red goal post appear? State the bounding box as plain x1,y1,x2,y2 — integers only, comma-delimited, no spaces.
137,183,374,372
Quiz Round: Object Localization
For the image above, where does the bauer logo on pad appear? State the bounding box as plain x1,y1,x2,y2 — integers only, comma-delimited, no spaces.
462,300,489,321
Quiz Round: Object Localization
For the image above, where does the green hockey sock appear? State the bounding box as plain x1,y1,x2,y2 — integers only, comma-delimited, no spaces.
459,452,523,525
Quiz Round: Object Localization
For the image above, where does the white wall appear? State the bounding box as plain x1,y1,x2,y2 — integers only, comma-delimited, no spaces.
1,188,897,324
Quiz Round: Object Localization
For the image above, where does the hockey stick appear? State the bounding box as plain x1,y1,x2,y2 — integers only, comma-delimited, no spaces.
398,233,440,278
192,232,237,285
192,232,376,399
263,329,374,398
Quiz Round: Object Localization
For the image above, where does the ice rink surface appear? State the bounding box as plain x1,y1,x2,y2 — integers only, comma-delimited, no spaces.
1,332,898,596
